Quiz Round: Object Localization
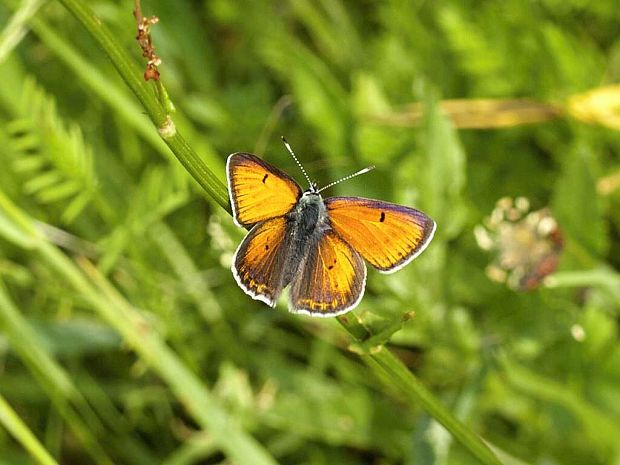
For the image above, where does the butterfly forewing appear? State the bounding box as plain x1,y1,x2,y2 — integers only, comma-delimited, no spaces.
289,230,366,316
227,153,302,227
232,217,290,306
325,197,436,273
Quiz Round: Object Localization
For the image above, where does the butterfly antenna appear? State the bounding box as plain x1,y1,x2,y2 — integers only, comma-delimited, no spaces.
317,165,375,194
281,136,313,189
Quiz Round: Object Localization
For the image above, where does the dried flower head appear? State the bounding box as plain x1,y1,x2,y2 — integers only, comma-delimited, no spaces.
474,197,563,291
134,2,161,81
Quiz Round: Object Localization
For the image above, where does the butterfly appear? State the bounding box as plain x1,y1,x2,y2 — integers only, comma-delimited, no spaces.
227,138,436,317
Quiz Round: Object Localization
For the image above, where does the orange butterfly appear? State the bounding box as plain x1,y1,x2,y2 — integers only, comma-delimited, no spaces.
227,138,436,317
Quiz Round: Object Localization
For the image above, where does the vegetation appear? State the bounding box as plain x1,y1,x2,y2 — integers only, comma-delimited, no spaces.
0,1,619,464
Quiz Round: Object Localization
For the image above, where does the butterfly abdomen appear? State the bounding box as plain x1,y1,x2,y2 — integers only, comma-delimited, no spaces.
279,192,329,283
299,199,321,236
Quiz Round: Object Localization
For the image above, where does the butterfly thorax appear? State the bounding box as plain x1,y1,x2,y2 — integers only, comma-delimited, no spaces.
289,190,329,236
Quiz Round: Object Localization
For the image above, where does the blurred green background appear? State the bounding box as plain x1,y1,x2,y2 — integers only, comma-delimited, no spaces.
0,0,619,464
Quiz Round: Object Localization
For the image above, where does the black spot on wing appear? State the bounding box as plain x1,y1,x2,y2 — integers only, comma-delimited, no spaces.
379,212,385,222
262,174,268,183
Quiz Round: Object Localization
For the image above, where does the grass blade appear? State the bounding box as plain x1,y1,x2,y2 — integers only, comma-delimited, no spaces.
0,393,60,465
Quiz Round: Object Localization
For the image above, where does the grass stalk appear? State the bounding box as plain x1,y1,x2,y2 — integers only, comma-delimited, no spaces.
0,393,61,465
56,0,229,211
0,280,156,465
0,189,278,465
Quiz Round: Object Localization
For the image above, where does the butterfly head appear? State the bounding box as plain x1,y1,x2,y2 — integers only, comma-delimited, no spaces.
299,186,323,206
306,182,320,195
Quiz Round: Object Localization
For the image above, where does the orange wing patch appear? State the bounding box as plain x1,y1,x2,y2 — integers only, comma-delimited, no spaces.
325,197,436,273
232,217,290,306
227,153,302,227
289,230,366,316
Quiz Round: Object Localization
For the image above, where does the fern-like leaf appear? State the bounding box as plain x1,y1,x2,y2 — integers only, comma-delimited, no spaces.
6,77,97,223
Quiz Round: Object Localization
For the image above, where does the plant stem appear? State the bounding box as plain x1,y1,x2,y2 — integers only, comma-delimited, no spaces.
0,189,278,465
338,314,503,465
0,393,61,465
56,0,229,212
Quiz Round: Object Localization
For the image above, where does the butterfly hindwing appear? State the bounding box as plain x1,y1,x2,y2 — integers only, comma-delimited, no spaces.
227,153,302,227
289,230,366,317
232,216,290,307
325,197,436,273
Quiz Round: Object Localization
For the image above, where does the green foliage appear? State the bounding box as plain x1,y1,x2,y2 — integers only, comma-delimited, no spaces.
5,77,97,223
552,146,608,256
0,0,619,464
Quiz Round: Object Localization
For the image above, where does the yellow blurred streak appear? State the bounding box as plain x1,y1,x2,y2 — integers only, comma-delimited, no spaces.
369,99,563,128
597,170,620,196
568,85,620,130
368,85,620,130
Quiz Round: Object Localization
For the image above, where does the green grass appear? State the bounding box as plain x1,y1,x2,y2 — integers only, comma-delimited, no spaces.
0,1,619,464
